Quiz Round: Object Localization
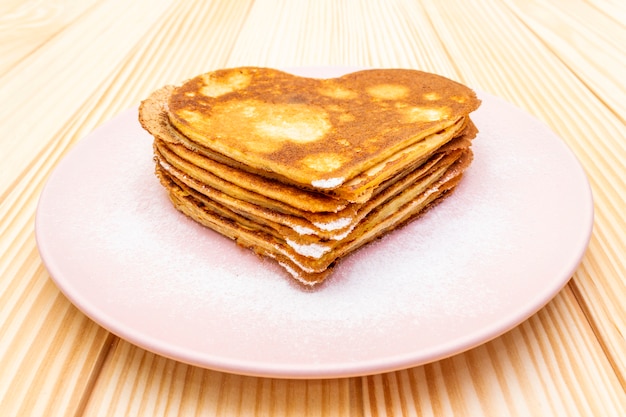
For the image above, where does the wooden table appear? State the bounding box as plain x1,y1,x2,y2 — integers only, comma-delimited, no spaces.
1,0,624,415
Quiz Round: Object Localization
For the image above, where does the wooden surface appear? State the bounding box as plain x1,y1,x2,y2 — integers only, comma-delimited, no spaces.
1,0,625,415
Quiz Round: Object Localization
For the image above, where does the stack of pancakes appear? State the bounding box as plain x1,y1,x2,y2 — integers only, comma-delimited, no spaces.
139,67,481,286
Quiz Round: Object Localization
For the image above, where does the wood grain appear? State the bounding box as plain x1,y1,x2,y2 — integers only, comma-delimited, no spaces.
1,0,624,416
505,0,626,119
0,0,101,76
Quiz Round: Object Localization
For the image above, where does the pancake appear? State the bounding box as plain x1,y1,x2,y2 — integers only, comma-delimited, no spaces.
139,67,481,286
166,68,480,202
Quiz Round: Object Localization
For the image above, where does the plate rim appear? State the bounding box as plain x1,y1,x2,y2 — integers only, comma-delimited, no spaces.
35,66,594,378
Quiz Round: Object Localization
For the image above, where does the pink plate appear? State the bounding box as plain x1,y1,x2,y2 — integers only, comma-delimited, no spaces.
35,67,593,378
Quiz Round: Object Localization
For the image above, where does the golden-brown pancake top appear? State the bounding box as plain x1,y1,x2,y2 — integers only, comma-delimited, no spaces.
167,67,480,191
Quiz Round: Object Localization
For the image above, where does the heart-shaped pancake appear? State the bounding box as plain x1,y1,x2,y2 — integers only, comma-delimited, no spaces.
166,67,480,201
139,67,480,286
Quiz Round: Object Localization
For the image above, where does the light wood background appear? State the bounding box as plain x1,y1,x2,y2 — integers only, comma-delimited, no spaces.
1,0,624,415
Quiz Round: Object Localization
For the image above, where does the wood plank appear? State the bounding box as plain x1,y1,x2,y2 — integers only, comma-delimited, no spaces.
0,84,120,417
226,0,458,74
584,0,626,26
0,2,179,413
0,245,112,416
0,0,174,198
505,0,626,120
0,0,100,76
82,340,352,416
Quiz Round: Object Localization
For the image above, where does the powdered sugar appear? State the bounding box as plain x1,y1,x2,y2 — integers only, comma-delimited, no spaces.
287,223,316,236
311,177,344,189
285,238,332,259
312,216,353,231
